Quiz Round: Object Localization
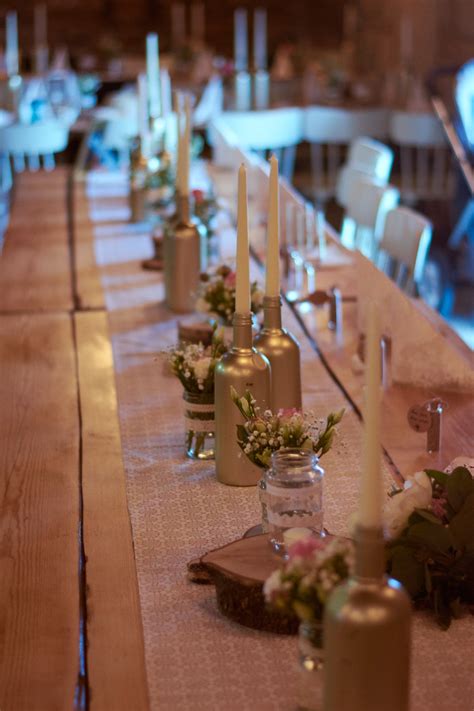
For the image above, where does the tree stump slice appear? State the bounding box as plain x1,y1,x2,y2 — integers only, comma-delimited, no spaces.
198,533,298,635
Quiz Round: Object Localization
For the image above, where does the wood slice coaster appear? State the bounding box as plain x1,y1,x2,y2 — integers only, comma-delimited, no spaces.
188,533,298,635
178,320,214,346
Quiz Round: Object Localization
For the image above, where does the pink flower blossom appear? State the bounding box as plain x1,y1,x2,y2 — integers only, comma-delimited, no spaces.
224,271,237,287
288,536,327,561
192,189,205,203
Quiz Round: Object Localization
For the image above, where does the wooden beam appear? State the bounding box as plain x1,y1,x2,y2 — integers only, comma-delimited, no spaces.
0,312,80,710
75,310,149,711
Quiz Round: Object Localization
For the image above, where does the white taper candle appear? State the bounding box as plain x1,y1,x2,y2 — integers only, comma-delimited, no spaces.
6,12,19,77
359,302,382,528
234,9,248,72
235,164,251,314
253,8,267,71
182,94,191,196
265,155,280,297
146,33,161,120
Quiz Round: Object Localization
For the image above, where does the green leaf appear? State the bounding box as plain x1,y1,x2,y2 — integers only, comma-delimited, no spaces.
407,521,454,554
236,424,247,443
449,492,474,552
446,467,474,514
389,546,425,597
425,469,449,487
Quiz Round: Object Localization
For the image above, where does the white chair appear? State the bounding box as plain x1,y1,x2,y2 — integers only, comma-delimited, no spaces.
193,76,224,128
304,107,389,203
211,108,304,180
340,175,399,258
389,110,453,204
0,120,69,172
335,136,394,208
376,206,432,295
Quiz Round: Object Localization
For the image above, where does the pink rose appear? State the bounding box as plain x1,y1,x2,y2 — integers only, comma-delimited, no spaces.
192,189,205,204
224,271,237,287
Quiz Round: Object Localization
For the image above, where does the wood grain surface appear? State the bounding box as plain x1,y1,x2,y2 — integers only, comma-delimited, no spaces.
0,312,80,711
75,310,149,711
0,169,73,313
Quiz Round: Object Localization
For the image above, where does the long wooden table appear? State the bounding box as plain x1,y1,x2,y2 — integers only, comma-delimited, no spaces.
0,165,472,710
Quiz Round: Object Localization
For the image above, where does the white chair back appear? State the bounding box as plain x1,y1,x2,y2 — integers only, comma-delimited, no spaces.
304,107,389,203
389,110,452,204
377,206,432,293
211,108,304,180
341,175,399,257
193,76,224,127
336,136,394,207
0,120,68,171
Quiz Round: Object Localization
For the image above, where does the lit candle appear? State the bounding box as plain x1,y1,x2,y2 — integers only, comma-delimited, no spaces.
358,302,382,528
182,95,191,197
5,11,19,77
265,155,280,297
146,33,161,120
234,8,248,72
253,8,267,71
235,164,251,314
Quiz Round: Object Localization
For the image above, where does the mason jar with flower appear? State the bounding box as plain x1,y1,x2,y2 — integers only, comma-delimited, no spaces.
168,334,226,459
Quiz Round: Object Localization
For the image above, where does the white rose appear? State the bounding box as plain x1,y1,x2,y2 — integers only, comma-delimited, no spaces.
384,470,432,540
263,569,282,601
193,357,212,382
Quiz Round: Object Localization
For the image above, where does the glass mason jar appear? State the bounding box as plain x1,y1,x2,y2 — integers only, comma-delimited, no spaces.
183,391,215,460
297,619,324,711
264,449,324,553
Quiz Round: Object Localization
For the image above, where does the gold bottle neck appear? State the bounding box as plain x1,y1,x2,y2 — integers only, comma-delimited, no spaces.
232,312,254,350
262,295,283,331
354,525,386,582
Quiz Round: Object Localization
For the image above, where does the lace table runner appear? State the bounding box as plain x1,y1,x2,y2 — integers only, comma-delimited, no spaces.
87,171,474,711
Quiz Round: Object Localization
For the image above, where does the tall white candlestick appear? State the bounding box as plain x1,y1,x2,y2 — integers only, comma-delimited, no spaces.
182,95,191,197
253,8,267,71
191,3,205,44
359,302,382,529
235,164,251,314
265,155,280,297
234,9,248,72
146,33,161,120
5,12,19,77
175,97,183,194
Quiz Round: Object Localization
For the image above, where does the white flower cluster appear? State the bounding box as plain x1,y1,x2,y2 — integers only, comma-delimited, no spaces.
383,470,432,539
170,343,214,392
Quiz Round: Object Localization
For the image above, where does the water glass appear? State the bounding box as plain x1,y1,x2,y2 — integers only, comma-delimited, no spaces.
265,449,324,553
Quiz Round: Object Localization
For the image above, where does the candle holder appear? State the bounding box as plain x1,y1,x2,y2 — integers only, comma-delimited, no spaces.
129,138,148,223
215,312,271,486
253,295,302,412
323,525,411,711
163,194,207,313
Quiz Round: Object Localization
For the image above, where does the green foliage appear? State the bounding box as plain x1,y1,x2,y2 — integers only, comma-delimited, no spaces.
387,466,474,629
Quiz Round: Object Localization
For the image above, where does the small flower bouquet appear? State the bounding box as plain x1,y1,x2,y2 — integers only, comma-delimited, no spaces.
196,265,264,327
231,388,344,468
264,536,355,622
385,465,474,629
192,189,219,236
169,333,227,459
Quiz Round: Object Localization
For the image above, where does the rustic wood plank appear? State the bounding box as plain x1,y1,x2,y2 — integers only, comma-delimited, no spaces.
75,310,149,711
0,169,73,312
0,312,80,711
72,182,105,311
297,301,474,477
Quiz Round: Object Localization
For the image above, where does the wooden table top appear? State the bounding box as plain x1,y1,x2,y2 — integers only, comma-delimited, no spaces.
0,164,472,710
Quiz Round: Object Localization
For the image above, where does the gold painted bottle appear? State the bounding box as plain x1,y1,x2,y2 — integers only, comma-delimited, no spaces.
163,194,207,313
253,295,302,412
215,312,271,486
323,525,411,711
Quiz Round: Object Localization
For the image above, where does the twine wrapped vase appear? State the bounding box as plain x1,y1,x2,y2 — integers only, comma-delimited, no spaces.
183,391,215,460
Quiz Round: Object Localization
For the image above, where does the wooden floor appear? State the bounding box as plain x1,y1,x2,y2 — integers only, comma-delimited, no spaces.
0,169,149,711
